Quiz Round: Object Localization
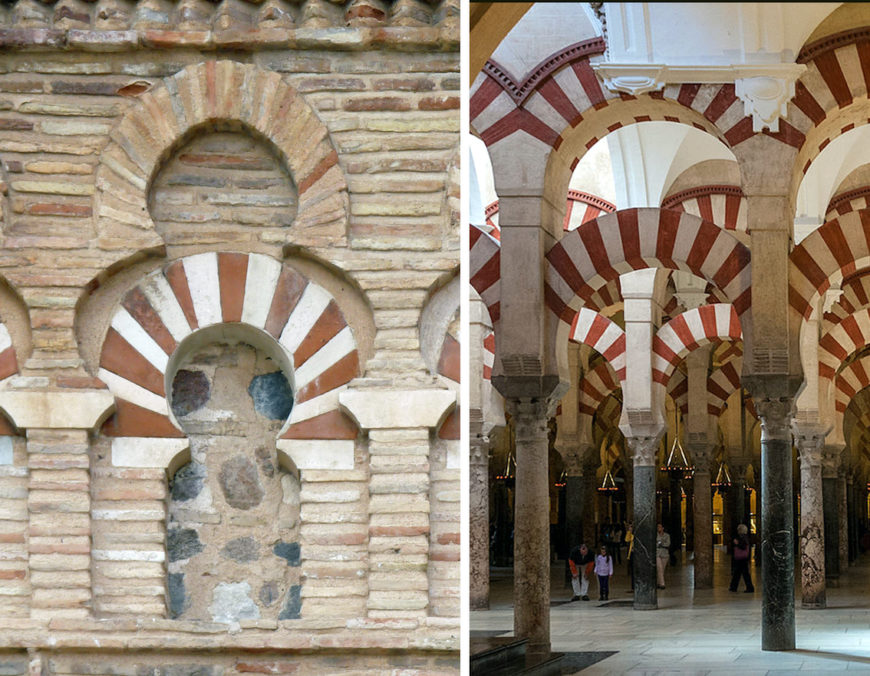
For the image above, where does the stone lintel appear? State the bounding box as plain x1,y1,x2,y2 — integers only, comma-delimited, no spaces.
339,388,455,430
0,390,114,430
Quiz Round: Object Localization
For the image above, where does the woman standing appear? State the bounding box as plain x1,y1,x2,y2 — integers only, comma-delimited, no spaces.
656,523,670,590
729,524,755,592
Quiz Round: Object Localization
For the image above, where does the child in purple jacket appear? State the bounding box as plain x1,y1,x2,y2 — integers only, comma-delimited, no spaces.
595,544,614,600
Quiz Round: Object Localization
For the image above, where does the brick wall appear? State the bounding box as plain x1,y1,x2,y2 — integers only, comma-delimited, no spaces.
0,5,459,673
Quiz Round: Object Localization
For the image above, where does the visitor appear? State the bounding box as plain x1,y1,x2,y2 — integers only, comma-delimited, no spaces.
595,544,614,600
612,522,623,564
569,543,594,601
656,523,671,589
729,523,755,593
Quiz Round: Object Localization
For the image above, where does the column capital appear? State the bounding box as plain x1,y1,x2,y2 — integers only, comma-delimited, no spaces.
793,423,826,468
822,444,843,478
340,386,455,430
469,434,491,467
687,442,716,472
626,433,664,467
753,397,794,440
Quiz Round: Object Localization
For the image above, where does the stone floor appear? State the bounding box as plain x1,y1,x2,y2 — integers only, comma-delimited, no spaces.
471,547,870,674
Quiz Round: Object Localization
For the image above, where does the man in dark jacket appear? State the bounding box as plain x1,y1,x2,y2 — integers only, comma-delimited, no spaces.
569,543,595,601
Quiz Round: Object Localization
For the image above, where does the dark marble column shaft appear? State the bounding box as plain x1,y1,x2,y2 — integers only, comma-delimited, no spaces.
469,431,490,610
510,399,551,654
757,399,795,651
692,465,713,588
581,461,597,547
628,436,660,610
839,472,848,567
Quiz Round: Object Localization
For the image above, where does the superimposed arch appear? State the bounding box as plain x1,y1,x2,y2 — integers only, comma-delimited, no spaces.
652,304,742,385
834,355,870,413
662,185,747,234
469,223,500,328
570,308,625,381
578,360,620,416
98,252,360,451
545,208,751,378
789,209,870,321
96,60,347,254
819,307,870,379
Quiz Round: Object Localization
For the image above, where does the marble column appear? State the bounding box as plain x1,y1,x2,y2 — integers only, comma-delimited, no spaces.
846,474,856,565
690,444,715,589
794,429,825,608
822,447,840,586
730,461,748,535
627,435,661,610
668,471,682,556
757,399,795,651
839,469,848,567
469,426,491,610
581,458,598,548
684,482,694,552
509,399,551,654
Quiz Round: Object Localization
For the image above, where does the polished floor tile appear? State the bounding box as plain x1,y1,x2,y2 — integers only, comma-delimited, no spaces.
471,548,870,674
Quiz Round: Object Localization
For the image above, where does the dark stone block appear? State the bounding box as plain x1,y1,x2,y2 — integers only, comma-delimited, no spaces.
168,573,186,619
219,455,264,509
259,581,280,606
278,584,301,620
167,175,226,188
0,661,27,676
273,540,301,566
221,536,259,563
248,371,293,421
171,369,210,417
255,445,275,478
170,462,205,502
167,528,204,562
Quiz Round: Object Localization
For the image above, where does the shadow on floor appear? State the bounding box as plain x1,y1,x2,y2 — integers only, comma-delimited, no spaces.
560,651,617,673
793,649,870,664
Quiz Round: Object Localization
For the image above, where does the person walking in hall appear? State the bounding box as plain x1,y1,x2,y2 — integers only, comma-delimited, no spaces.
625,521,635,593
569,543,595,601
729,523,755,593
594,544,614,600
656,522,671,589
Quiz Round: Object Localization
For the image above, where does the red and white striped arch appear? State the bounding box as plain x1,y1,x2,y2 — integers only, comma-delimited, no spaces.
578,361,620,417
834,356,870,414
564,190,616,231
708,360,742,417
0,324,17,388
652,304,742,385
661,185,747,234
470,223,501,328
822,272,870,333
546,209,751,361
570,308,626,380
484,201,501,239
482,331,495,380
99,252,360,441
791,33,870,177
584,279,623,313
668,370,688,416
819,308,870,379
789,209,870,321
826,187,870,222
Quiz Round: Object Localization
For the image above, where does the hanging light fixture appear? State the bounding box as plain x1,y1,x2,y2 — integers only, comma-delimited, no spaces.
598,466,618,492
712,461,732,492
660,407,693,473
555,468,567,488
495,449,516,484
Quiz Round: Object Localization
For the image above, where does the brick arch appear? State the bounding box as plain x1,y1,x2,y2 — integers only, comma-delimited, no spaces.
661,185,747,234
652,304,742,385
570,308,626,381
564,190,617,231
822,271,870,332
546,209,751,373
826,186,870,221
99,252,360,442
789,209,870,321
578,360,620,416
96,60,346,253
469,223,500,329
482,331,495,381
834,355,870,414
668,370,689,416
818,307,870,380
708,359,742,417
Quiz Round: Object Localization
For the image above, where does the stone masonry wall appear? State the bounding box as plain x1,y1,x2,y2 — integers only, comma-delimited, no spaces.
0,6,459,674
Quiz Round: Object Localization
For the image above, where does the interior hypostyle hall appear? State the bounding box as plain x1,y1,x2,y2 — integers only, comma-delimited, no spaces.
470,2,870,673
0,1,459,674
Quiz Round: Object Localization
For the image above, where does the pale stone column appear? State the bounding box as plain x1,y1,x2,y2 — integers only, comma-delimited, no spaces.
822,445,841,586
793,427,825,608
508,398,551,654
0,389,114,620
626,434,662,610
340,386,455,619
469,423,491,610
689,443,715,589
756,398,796,651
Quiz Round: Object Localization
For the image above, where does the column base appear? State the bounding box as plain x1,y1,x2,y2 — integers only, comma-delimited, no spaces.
633,601,657,610
800,601,826,610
